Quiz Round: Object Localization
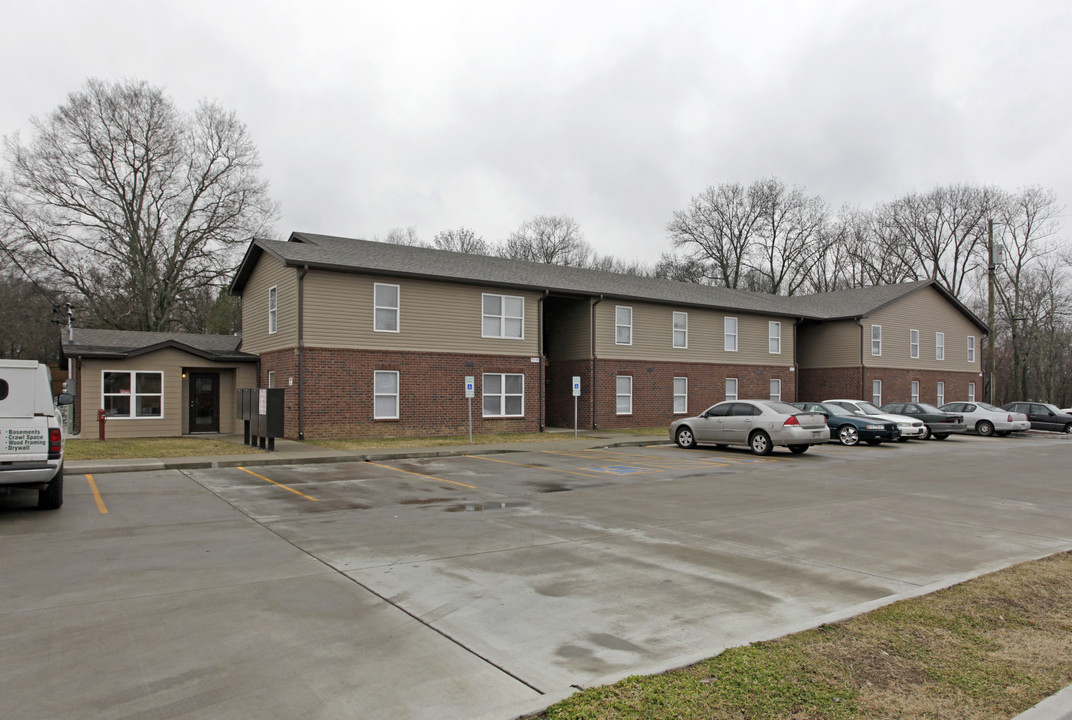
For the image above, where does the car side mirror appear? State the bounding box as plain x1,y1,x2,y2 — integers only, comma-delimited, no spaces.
56,393,74,406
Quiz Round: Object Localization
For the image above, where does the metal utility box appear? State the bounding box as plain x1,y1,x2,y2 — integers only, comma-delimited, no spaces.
237,388,284,450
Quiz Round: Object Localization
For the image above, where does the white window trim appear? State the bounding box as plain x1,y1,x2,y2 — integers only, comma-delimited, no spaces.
936,381,945,406
769,378,782,401
615,306,633,346
616,375,633,415
968,382,976,402
481,293,525,340
725,377,738,401
673,376,688,414
672,311,688,349
373,283,401,333
482,373,525,417
373,370,400,420
967,335,976,363
102,370,164,420
267,371,276,389
911,380,919,402
268,285,278,335
872,379,882,406
910,329,919,359
768,321,781,354
724,317,738,352
936,332,945,361
871,324,882,356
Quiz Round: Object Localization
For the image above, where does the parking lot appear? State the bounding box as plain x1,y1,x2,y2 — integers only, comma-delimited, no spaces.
3,433,1072,720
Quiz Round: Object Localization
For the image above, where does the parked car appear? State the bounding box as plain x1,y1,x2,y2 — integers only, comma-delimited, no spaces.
940,402,1030,437
792,402,900,446
1002,402,1072,434
670,400,830,455
880,402,967,440
822,399,927,441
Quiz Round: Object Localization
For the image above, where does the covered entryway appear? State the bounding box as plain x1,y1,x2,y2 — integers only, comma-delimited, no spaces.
188,371,220,433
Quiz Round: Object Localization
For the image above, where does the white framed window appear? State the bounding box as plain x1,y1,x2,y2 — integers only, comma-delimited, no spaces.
724,317,738,352
374,283,400,333
615,306,633,345
483,373,524,417
102,371,163,419
936,332,945,360
672,312,688,349
673,376,688,414
769,378,782,401
616,375,632,415
482,294,524,339
725,377,738,401
268,286,278,335
768,321,781,354
871,324,882,356
267,371,276,389
374,370,399,419
872,379,882,406
968,382,976,402
936,381,945,406
967,336,976,363
910,329,919,359
911,380,919,402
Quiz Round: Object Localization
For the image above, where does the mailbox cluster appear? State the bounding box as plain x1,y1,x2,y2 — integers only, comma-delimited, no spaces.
237,388,284,451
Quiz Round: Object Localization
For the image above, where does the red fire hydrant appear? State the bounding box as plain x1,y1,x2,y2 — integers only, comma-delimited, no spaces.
98,408,107,441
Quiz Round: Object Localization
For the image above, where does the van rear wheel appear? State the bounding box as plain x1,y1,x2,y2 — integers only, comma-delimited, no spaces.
38,466,63,510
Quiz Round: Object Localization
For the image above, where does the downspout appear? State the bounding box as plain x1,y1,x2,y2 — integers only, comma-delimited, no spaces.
537,290,548,432
590,295,603,429
792,318,801,401
298,266,308,441
856,318,866,400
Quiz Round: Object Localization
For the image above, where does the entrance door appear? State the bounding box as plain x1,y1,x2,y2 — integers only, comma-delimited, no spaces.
189,372,220,433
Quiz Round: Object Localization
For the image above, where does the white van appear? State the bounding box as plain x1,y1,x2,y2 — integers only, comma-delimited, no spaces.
0,360,73,509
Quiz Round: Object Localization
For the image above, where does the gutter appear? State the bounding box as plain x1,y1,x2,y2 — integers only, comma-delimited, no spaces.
590,295,603,429
298,265,308,440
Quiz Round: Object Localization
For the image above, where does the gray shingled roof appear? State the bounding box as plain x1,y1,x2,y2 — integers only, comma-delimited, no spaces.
62,329,256,361
230,232,987,330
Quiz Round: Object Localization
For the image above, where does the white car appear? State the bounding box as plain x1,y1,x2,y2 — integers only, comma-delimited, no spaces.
823,399,927,441
940,401,1030,437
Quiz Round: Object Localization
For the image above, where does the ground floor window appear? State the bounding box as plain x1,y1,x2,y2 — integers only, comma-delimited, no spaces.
673,377,687,414
911,380,919,402
968,382,976,402
268,371,276,388
872,379,882,406
102,370,163,418
483,373,524,417
616,375,632,415
374,371,399,419
936,381,945,406
769,378,781,401
725,377,738,401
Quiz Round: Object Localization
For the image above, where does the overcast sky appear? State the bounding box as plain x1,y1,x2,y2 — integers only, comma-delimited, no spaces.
2,0,1070,265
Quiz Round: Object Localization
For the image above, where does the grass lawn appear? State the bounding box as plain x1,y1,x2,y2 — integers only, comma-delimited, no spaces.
66,437,262,460
310,429,663,450
536,552,1072,720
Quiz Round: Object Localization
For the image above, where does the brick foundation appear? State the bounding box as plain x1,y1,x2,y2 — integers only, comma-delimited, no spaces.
799,366,983,405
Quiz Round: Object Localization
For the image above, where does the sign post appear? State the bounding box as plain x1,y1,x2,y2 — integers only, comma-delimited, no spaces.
464,376,475,444
572,376,581,438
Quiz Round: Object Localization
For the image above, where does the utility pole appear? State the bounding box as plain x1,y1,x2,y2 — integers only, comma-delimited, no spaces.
987,219,996,404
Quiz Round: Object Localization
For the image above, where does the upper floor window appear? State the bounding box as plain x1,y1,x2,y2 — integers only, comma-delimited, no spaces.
724,317,738,352
871,325,881,356
967,335,976,363
910,329,919,359
616,306,633,345
768,321,781,354
672,312,687,348
482,294,524,339
268,286,278,334
374,283,400,333
936,332,945,361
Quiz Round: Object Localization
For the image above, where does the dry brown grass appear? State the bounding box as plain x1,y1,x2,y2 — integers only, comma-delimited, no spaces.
66,437,261,460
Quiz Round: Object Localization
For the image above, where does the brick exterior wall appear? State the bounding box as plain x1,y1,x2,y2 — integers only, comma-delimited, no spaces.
546,359,593,428
798,366,983,405
259,347,542,439
798,367,865,402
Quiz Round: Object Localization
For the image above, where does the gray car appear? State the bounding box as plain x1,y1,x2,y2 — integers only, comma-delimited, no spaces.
670,399,830,455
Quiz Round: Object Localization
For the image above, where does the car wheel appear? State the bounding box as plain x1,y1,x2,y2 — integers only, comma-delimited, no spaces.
837,425,860,446
975,420,995,437
1064,424,1072,435
788,444,808,454
38,465,63,510
919,426,932,441
675,426,697,449
933,433,949,440
749,430,773,456
865,439,882,446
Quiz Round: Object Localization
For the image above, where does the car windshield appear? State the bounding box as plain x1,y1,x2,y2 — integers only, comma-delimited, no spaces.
977,402,1002,412
856,401,883,414
916,403,943,413
759,400,805,415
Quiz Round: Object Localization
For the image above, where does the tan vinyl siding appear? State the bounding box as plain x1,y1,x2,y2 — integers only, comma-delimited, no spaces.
865,286,982,372
240,255,299,354
594,301,794,366
80,350,255,438
302,270,541,355
547,300,592,360
797,320,861,368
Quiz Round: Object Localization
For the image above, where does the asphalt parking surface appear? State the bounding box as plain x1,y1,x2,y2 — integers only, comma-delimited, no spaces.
3,433,1072,720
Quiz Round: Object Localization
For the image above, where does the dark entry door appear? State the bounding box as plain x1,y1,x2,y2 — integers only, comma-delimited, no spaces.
189,372,220,433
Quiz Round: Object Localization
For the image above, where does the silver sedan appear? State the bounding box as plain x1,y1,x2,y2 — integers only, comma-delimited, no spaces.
940,401,1030,436
670,400,830,455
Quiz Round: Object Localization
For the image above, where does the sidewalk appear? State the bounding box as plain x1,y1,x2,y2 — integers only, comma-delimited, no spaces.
65,430,669,476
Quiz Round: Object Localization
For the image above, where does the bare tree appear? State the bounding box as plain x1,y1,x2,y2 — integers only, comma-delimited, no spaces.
747,178,829,295
500,215,592,266
0,79,278,332
380,226,424,246
653,251,712,283
0,266,60,361
666,182,763,288
431,227,490,254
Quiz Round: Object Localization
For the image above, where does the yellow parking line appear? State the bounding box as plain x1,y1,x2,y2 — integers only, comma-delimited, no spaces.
237,467,318,501
468,454,607,479
366,461,477,489
85,474,108,514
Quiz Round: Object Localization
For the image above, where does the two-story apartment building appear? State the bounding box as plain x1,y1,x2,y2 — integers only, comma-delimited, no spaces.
228,233,986,441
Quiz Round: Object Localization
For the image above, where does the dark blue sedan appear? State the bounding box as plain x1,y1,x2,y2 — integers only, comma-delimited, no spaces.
793,402,901,446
